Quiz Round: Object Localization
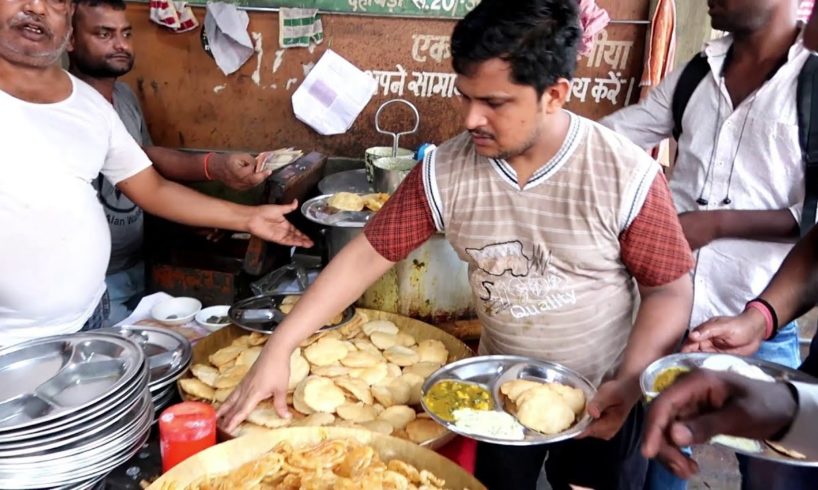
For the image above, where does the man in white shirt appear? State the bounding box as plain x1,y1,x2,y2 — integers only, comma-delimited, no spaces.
0,0,312,345
678,179,818,488
67,0,272,325
601,0,807,487
642,369,818,479
602,0,804,370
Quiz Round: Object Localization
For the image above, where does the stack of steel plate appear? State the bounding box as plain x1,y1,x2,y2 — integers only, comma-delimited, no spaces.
101,325,192,418
0,333,152,489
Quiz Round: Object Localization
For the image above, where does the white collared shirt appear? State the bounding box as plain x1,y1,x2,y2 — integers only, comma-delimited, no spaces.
601,34,811,327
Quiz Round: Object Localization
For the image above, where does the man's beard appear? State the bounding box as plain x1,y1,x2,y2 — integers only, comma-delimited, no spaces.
483,126,540,161
0,14,72,68
72,53,133,78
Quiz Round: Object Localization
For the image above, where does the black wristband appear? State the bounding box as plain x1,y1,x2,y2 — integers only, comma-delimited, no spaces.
750,297,780,340
769,382,800,442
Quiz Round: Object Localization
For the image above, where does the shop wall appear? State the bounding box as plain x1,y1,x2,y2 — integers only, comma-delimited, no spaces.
122,1,650,157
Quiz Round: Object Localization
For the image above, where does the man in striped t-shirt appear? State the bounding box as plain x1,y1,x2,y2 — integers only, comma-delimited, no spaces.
219,0,694,488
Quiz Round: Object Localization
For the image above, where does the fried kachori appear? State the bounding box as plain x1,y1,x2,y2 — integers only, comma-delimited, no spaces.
180,318,455,445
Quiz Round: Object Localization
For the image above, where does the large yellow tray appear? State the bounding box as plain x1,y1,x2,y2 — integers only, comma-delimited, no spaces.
148,427,485,490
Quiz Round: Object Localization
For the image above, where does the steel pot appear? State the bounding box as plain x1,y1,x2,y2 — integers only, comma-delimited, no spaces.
363,99,420,184
364,146,413,185
372,157,417,194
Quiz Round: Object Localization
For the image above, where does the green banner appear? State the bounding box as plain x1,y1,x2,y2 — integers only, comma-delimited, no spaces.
177,0,480,18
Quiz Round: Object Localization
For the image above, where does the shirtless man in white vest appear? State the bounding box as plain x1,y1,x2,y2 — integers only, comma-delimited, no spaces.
218,1,694,488
0,0,311,344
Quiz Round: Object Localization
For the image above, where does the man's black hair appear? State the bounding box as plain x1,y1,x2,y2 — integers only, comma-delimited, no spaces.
73,0,126,10
452,0,580,96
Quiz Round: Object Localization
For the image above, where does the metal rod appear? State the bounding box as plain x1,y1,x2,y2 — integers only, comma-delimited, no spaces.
609,19,652,25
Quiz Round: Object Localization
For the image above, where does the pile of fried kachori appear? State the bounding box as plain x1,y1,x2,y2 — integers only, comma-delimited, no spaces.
180,313,451,445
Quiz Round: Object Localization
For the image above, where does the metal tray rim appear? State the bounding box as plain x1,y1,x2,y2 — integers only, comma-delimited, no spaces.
0,410,152,488
0,381,147,455
641,353,818,399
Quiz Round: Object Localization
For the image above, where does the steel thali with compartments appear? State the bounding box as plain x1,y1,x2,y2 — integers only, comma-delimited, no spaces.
420,355,597,446
100,325,192,391
641,352,818,467
0,332,145,432
0,333,153,488
100,325,191,418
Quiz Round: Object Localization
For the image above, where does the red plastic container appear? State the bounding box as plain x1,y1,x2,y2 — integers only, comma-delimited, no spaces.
158,402,217,473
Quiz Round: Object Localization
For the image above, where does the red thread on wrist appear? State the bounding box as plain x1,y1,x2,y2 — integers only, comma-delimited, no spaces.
746,300,774,340
203,152,214,181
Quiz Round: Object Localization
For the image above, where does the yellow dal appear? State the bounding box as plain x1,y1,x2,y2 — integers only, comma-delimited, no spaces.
423,380,492,421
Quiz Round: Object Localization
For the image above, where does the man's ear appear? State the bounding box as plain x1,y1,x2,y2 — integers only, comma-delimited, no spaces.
67,4,77,52
540,78,571,114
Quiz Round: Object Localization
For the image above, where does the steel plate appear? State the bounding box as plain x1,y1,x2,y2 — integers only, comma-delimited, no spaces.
0,360,148,443
0,390,151,464
0,333,144,432
420,355,597,446
149,365,190,393
53,474,106,490
0,377,145,455
152,387,176,416
318,169,371,195
641,352,817,398
0,393,153,488
641,352,818,467
2,425,151,489
301,194,372,228
151,385,174,404
99,325,192,388
229,292,357,335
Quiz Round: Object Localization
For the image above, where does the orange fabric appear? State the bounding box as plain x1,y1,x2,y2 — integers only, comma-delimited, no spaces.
640,0,676,166
640,0,676,90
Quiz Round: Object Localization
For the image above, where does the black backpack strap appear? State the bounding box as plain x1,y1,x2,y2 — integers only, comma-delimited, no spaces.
797,54,818,237
671,52,711,141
